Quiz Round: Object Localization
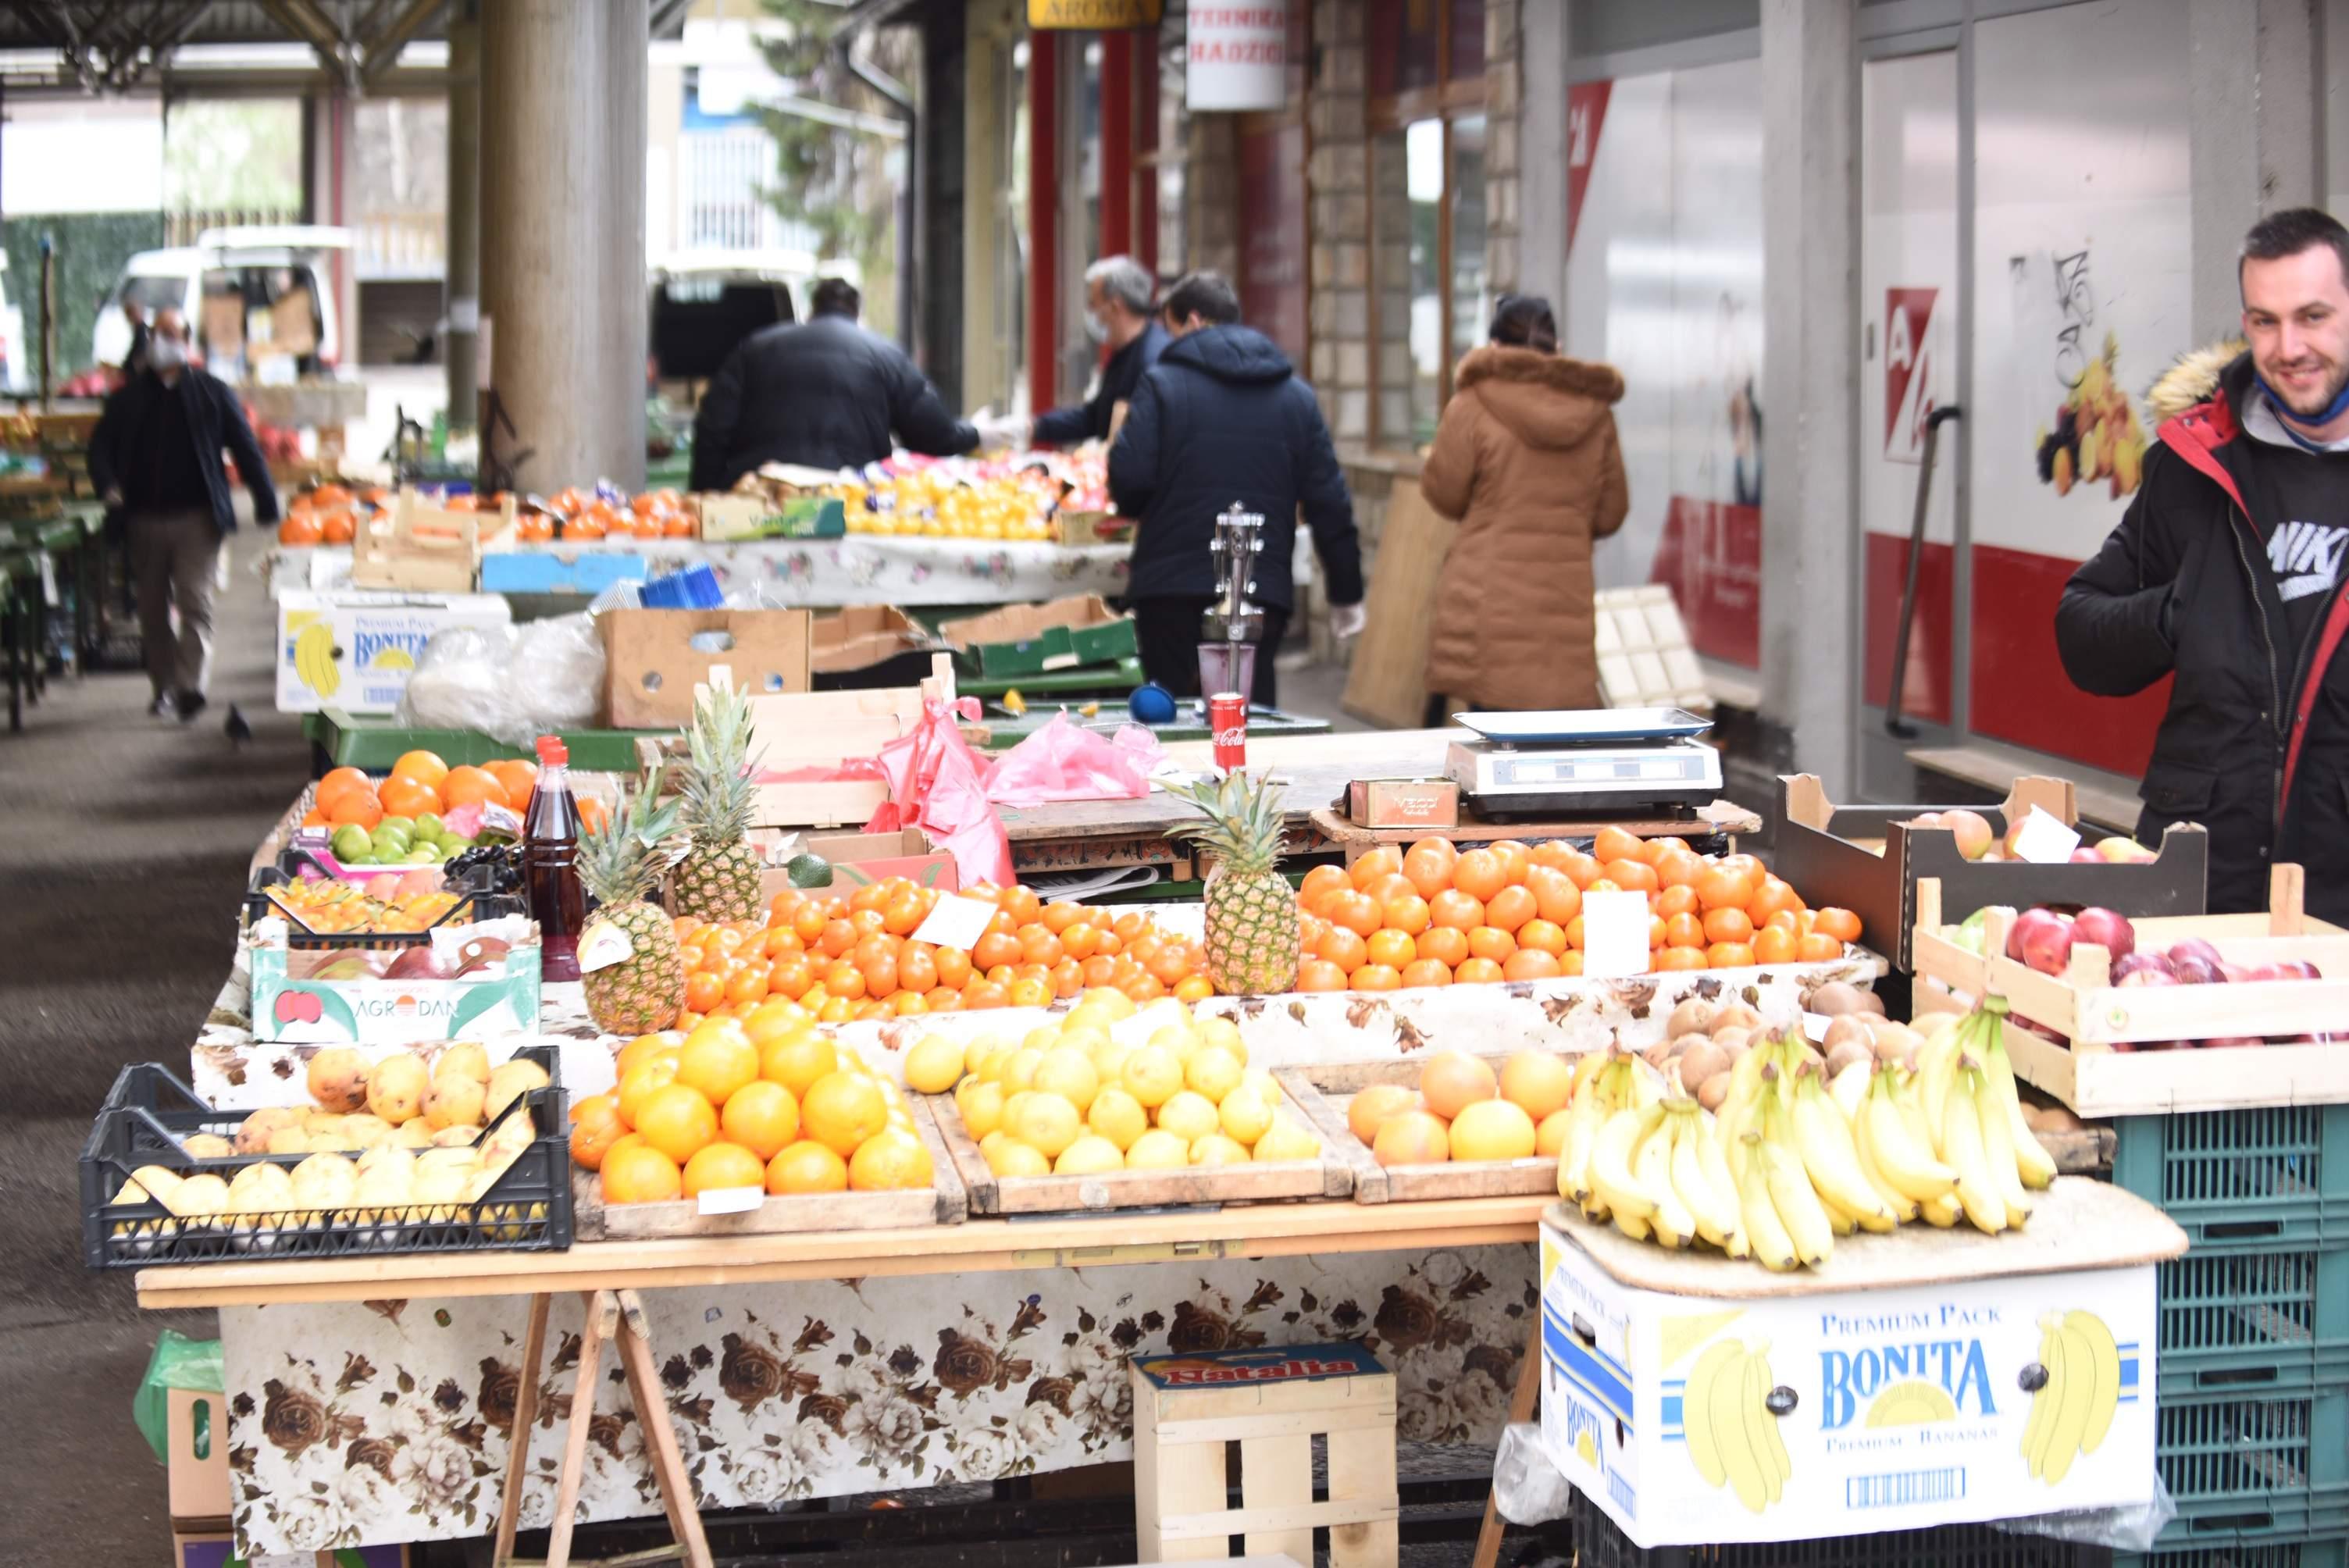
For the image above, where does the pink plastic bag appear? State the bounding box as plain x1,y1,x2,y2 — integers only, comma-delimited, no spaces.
985,711,1166,807
862,696,1015,889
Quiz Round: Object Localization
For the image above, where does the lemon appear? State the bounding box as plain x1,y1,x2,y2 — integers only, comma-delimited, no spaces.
1007,1092,1082,1159
961,1082,1007,1141
1078,987,1136,1023
1241,1067,1282,1106
1217,1085,1274,1146
1121,1046,1185,1109
1024,1025,1064,1053
1058,1022,1108,1057
1089,1037,1135,1085
1033,1049,1101,1113
1190,1133,1251,1167
1149,1024,1199,1064
1125,1129,1191,1169
904,1035,966,1095
1253,1115,1321,1162
1450,1099,1538,1162
1088,1087,1149,1152
1196,1017,1246,1062
1000,1048,1044,1093
1054,1135,1126,1175
1185,1046,1245,1103
1155,1089,1221,1145
986,1138,1051,1178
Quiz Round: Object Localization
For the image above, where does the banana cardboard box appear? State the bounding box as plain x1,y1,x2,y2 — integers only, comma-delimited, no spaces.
276,590,513,715
1535,1212,2156,1547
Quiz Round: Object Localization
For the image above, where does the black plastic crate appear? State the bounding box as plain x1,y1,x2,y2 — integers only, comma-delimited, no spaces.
244,855,526,949
2115,1537,2349,1568
80,1044,571,1269
2155,1389,2349,1548
2112,1107,2349,1253
2158,1244,2349,1400
1564,1488,2099,1566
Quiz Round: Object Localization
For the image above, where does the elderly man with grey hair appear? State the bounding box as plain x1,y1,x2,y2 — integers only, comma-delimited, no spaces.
979,255,1168,450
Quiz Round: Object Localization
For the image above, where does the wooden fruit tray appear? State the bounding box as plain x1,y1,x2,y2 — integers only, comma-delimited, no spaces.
925,1083,1351,1216
1912,865,2349,1116
1274,1056,1561,1205
573,1095,967,1238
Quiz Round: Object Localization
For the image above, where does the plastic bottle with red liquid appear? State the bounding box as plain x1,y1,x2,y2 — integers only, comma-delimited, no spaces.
522,735,588,980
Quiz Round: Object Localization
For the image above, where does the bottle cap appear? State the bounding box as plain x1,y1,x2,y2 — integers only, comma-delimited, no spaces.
535,735,569,767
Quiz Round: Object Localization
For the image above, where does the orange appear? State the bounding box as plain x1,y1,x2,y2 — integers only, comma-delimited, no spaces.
577,796,611,835
1452,849,1507,902
1656,851,1705,890
1320,926,1370,975
379,776,440,819
1403,847,1453,900
847,1126,935,1191
1299,865,1352,907
1328,891,1383,939
1349,847,1404,891
801,1071,889,1157
569,1096,628,1171
1813,907,1863,943
1592,825,1645,865
1467,926,1517,964
1706,942,1756,970
440,764,508,811
327,790,383,830
1654,883,1699,920
1009,977,1052,1008
319,766,369,802
682,1141,768,1198
677,1024,760,1107
1752,925,1798,965
1797,931,1845,962
1601,858,1659,894
1000,885,1043,928
684,970,725,1014
390,750,450,789
1656,946,1709,971
1400,958,1453,989
1518,918,1569,957
1503,949,1563,982
1364,873,1419,909
1416,925,1470,968
1649,915,1670,950
1429,889,1485,932
484,758,539,807
279,513,323,545
301,808,332,829
601,1143,683,1205
1487,839,1533,886
1296,959,1349,992
1485,886,1538,934
1454,957,1506,985
1702,907,1756,946
1366,928,1417,969
767,1139,850,1195
1527,867,1581,926
760,1032,839,1096
1556,850,1603,889
1695,865,1756,912
634,1083,718,1164
1352,963,1402,992
1173,974,1214,1003
1407,835,1460,864
1747,876,1802,925
1664,912,1706,950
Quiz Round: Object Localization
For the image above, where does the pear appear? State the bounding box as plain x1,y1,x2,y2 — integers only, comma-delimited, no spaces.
433,1041,491,1085
423,1074,487,1131
229,1161,295,1214
485,1059,551,1122
365,1053,429,1126
181,1132,235,1160
307,1047,371,1113
236,1107,304,1155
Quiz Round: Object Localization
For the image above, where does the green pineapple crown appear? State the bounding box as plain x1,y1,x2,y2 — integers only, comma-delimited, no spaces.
679,675,764,846
579,764,688,905
1164,769,1285,876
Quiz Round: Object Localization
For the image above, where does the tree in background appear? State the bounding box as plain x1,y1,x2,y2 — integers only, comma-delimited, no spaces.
757,0,915,338
164,102,304,217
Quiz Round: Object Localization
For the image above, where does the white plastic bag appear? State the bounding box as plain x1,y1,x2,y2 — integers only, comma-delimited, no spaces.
506,615,606,737
1492,1422,1574,1527
396,614,607,747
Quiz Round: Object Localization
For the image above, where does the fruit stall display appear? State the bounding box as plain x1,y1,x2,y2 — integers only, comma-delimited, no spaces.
296,752,610,868
818,451,1109,542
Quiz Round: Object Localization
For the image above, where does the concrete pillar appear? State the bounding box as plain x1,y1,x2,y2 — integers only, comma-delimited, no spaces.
1516,0,1567,314
1758,0,1858,793
2190,0,2324,336
444,7,480,433
479,0,646,492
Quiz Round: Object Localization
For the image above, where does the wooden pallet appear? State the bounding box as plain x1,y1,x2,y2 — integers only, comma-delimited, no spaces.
925,1084,1352,1215
1274,1057,1561,1204
1913,865,2349,1116
574,1095,966,1238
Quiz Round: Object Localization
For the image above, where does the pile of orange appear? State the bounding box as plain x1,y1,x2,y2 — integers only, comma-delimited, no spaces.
275,483,388,547
1292,828,1861,992
299,749,611,832
512,486,695,543
572,1014,934,1204
666,879,1213,1033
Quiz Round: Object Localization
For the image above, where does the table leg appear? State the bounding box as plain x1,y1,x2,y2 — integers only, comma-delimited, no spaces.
491,1292,553,1568
1470,1311,1545,1568
545,1290,616,1568
614,1288,715,1568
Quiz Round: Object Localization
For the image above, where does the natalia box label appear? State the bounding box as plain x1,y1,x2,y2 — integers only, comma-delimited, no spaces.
276,589,512,715
1535,1212,2157,1547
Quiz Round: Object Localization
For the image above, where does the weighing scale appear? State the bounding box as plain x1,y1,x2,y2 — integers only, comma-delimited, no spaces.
1443,707,1723,818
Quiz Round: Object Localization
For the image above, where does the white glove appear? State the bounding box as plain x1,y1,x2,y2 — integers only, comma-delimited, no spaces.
975,414,1033,451
1328,601,1367,639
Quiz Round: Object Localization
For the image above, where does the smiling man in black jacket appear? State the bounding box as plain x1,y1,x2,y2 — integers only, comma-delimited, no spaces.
1108,271,1365,705
2058,208,2349,920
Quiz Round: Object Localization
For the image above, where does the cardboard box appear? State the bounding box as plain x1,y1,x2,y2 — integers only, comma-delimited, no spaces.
479,548,648,596
940,594,1138,679
813,604,940,690
351,490,510,593
1347,777,1460,829
1772,774,2209,971
245,939,543,1045
757,828,958,904
601,608,814,729
1535,1206,2158,1549
695,493,848,541
276,590,513,715
166,1385,230,1520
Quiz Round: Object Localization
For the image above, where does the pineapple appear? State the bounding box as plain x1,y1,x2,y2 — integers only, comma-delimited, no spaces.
577,767,690,1036
1164,770,1299,996
671,675,767,921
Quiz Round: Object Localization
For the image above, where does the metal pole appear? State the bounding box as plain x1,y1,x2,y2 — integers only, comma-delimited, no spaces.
1884,404,1960,739
444,3,481,434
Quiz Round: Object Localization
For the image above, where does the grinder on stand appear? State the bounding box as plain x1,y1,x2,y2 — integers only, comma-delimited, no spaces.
1200,503,1265,770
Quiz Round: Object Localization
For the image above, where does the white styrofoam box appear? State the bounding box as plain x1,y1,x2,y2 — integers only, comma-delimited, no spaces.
1535,1212,2156,1548
276,588,512,715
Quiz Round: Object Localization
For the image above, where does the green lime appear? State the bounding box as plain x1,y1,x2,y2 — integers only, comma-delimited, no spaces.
405,845,439,864
331,825,373,862
426,841,454,863
379,814,416,839
415,812,447,841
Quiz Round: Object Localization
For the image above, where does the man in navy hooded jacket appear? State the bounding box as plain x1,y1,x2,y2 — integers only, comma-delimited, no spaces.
1108,271,1366,706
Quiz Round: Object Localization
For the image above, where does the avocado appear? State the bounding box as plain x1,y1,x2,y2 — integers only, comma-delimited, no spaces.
785,853,833,889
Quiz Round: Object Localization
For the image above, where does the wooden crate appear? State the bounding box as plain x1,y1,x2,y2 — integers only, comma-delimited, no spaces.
1912,865,2349,1117
1274,1057,1561,1204
925,1082,1351,1216
1132,1342,1398,1568
575,1095,967,1238
738,657,960,829
351,490,514,592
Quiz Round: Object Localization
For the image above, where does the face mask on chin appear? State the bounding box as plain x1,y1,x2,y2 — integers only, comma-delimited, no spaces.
1083,311,1110,344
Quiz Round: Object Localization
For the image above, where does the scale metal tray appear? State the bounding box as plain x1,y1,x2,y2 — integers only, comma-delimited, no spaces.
1451,707,1713,747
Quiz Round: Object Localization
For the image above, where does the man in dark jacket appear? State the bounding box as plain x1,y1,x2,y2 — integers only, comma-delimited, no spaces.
2058,207,2349,921
981,256,1168,450
1108,272,1365,706
90,308,280,721
689,278,978,490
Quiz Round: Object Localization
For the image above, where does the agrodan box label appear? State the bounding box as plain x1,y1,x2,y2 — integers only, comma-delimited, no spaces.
1535,1213,2156,1547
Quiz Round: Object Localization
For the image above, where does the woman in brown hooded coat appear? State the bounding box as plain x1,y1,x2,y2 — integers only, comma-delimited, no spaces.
1419,296,1629,714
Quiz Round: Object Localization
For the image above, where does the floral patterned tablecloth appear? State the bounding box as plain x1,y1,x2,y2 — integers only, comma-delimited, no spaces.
267,537,1132,607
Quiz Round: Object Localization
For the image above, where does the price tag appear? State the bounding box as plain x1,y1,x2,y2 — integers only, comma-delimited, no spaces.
2011,807,2082,865
1802,1012,1830,1042
1581,889,1652,980
912,893,1003,952
576,920,634,975
697,1185,766,1216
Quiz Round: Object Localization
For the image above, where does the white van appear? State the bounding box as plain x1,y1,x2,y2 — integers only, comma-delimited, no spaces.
92,225,353,377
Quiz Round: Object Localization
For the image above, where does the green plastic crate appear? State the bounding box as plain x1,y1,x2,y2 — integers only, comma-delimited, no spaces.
2115,1537,2349,1568
2158,1245,2349,1399
2154,1388,2349,1547
2112,1104,2349,1250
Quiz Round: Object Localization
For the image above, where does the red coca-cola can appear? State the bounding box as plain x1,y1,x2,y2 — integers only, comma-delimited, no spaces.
1210,691,1248,771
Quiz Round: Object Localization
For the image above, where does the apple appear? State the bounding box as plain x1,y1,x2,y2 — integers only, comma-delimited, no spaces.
2199,1036,2266,1049
1942,810,1994,861
2096,836,2158,864
2010,908,2076,976
2071,907,2136,962
2070,847,2105,863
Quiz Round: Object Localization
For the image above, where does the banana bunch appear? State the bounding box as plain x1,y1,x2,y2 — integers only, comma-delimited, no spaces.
1556,1047,1659,1210
292,618,340,697
2021,1309,2121,1483
1684,1339,1791,1514
1912,998,2055,1232
1564,1049,1746,1256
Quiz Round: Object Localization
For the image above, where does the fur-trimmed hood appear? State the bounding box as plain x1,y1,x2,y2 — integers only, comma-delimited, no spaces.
1453,345,1624,451
2148,339,2247,423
